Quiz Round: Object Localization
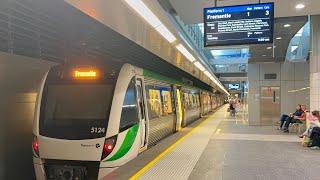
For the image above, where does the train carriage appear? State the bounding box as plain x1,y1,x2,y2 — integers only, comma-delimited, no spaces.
33,63,224,180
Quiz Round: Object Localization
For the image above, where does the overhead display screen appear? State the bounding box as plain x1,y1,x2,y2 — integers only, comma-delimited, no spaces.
204,3,274,47
229,84,240,90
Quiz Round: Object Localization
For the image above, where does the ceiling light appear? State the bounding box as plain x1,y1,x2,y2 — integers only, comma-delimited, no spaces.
295,4,305,9
210,50,222,56
175,44,196,62
155,24,176,43
262,55,267,57
284,24,291,28
204,70,229,95
267,47,272,49
276,37,282,40
125,0,161,28
194,61,206,71
204,70,211,77
125,0,176,43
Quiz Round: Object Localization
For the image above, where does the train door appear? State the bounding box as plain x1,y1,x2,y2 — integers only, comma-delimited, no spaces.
173,86,183,131
135,78,147,150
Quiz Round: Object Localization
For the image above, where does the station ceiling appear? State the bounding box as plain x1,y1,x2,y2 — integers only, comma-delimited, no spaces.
0,0,213,91
248,16,308,62
159,0,309,83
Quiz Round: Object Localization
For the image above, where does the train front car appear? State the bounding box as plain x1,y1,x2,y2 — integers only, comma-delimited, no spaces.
33,64,144,180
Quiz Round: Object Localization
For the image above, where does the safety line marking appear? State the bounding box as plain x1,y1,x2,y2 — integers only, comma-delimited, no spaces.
129,109,221,180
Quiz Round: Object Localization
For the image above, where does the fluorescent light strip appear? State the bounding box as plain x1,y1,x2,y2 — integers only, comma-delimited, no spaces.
205,71,229,95
155,24,176,43
204,71,211,77
125,0,161,28
194,61,206,71
175,44,196,62
125,0,176,43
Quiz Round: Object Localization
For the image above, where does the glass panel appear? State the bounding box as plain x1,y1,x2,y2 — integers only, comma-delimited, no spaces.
162,90,173,114
146,85,173,120
119,81,139,132
148,89,163,119
40,84,113,140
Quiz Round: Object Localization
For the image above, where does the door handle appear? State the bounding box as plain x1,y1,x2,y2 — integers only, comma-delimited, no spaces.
273,91,276,103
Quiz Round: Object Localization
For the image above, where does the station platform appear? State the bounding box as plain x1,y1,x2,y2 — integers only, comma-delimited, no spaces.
103,105,320,180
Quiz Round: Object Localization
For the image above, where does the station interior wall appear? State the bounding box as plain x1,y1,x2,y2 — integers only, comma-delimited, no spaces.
310,15,320,111
0,52,55,179
248,62,310,125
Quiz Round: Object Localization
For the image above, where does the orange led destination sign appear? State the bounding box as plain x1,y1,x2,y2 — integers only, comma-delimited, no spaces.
73,70,97,78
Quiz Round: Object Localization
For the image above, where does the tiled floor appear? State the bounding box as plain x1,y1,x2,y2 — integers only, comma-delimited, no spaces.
189,106,319,180
105,105,320,180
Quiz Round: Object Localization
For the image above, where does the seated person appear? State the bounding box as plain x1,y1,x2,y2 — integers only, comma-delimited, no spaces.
282,105,307,133
278,104,303,130
299,110,320,138
309,125,320,149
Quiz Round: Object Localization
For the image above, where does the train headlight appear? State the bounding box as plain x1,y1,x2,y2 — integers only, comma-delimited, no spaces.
101,135,117,160
33,135,39,157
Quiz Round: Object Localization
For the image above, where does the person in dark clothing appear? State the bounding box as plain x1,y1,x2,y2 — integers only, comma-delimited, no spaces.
282,105,306,132
278,104,303,130
229,98,236,116
309,126,320,149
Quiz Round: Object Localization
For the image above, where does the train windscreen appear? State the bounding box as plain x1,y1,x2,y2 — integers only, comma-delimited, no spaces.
39,84,114,140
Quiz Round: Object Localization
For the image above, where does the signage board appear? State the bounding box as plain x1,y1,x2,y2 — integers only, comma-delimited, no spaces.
204,3,274,46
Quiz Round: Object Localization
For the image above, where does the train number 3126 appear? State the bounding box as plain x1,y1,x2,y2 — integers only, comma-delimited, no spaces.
90,127,106,134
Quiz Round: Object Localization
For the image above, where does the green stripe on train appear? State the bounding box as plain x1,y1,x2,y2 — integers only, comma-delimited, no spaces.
104,124,139,162
143,69,197,89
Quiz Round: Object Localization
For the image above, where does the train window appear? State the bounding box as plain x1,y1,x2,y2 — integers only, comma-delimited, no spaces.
39,84,113,140
119,80,139,132
189,94,194,108
196,94,200,107
146,85,173,119
183,93,189,110
147,88,163,120
161,90,172,114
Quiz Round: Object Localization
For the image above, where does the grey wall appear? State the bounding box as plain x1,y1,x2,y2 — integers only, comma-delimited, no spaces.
248,62,309,125
310,15,320,111
0,52,55,179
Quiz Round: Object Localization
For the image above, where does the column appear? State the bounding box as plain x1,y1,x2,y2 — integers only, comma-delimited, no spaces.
310,15,320,111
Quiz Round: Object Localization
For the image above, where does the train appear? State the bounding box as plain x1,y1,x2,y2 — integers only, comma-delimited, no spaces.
32,63,225,180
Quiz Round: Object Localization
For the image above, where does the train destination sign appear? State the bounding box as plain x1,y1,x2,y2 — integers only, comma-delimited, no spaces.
204,3,274,46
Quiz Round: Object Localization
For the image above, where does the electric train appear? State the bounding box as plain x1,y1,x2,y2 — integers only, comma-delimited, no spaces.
32,63,224,180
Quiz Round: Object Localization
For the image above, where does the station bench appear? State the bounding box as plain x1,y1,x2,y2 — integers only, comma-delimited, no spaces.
288,112,309,134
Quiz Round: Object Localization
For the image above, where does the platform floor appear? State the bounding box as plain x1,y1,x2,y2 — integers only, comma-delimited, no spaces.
104,105,320,180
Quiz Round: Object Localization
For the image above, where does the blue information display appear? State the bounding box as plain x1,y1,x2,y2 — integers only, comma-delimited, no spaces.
204,3,274,46
229,84,240,90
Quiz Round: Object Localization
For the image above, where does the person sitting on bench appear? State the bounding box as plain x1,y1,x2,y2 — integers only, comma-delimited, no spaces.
299,110,320,138
309,125,320,149
282,105,307,133
278,104,303,130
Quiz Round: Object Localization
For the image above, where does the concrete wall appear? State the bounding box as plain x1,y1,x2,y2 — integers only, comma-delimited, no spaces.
0,52,55,179
248,62,310,125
